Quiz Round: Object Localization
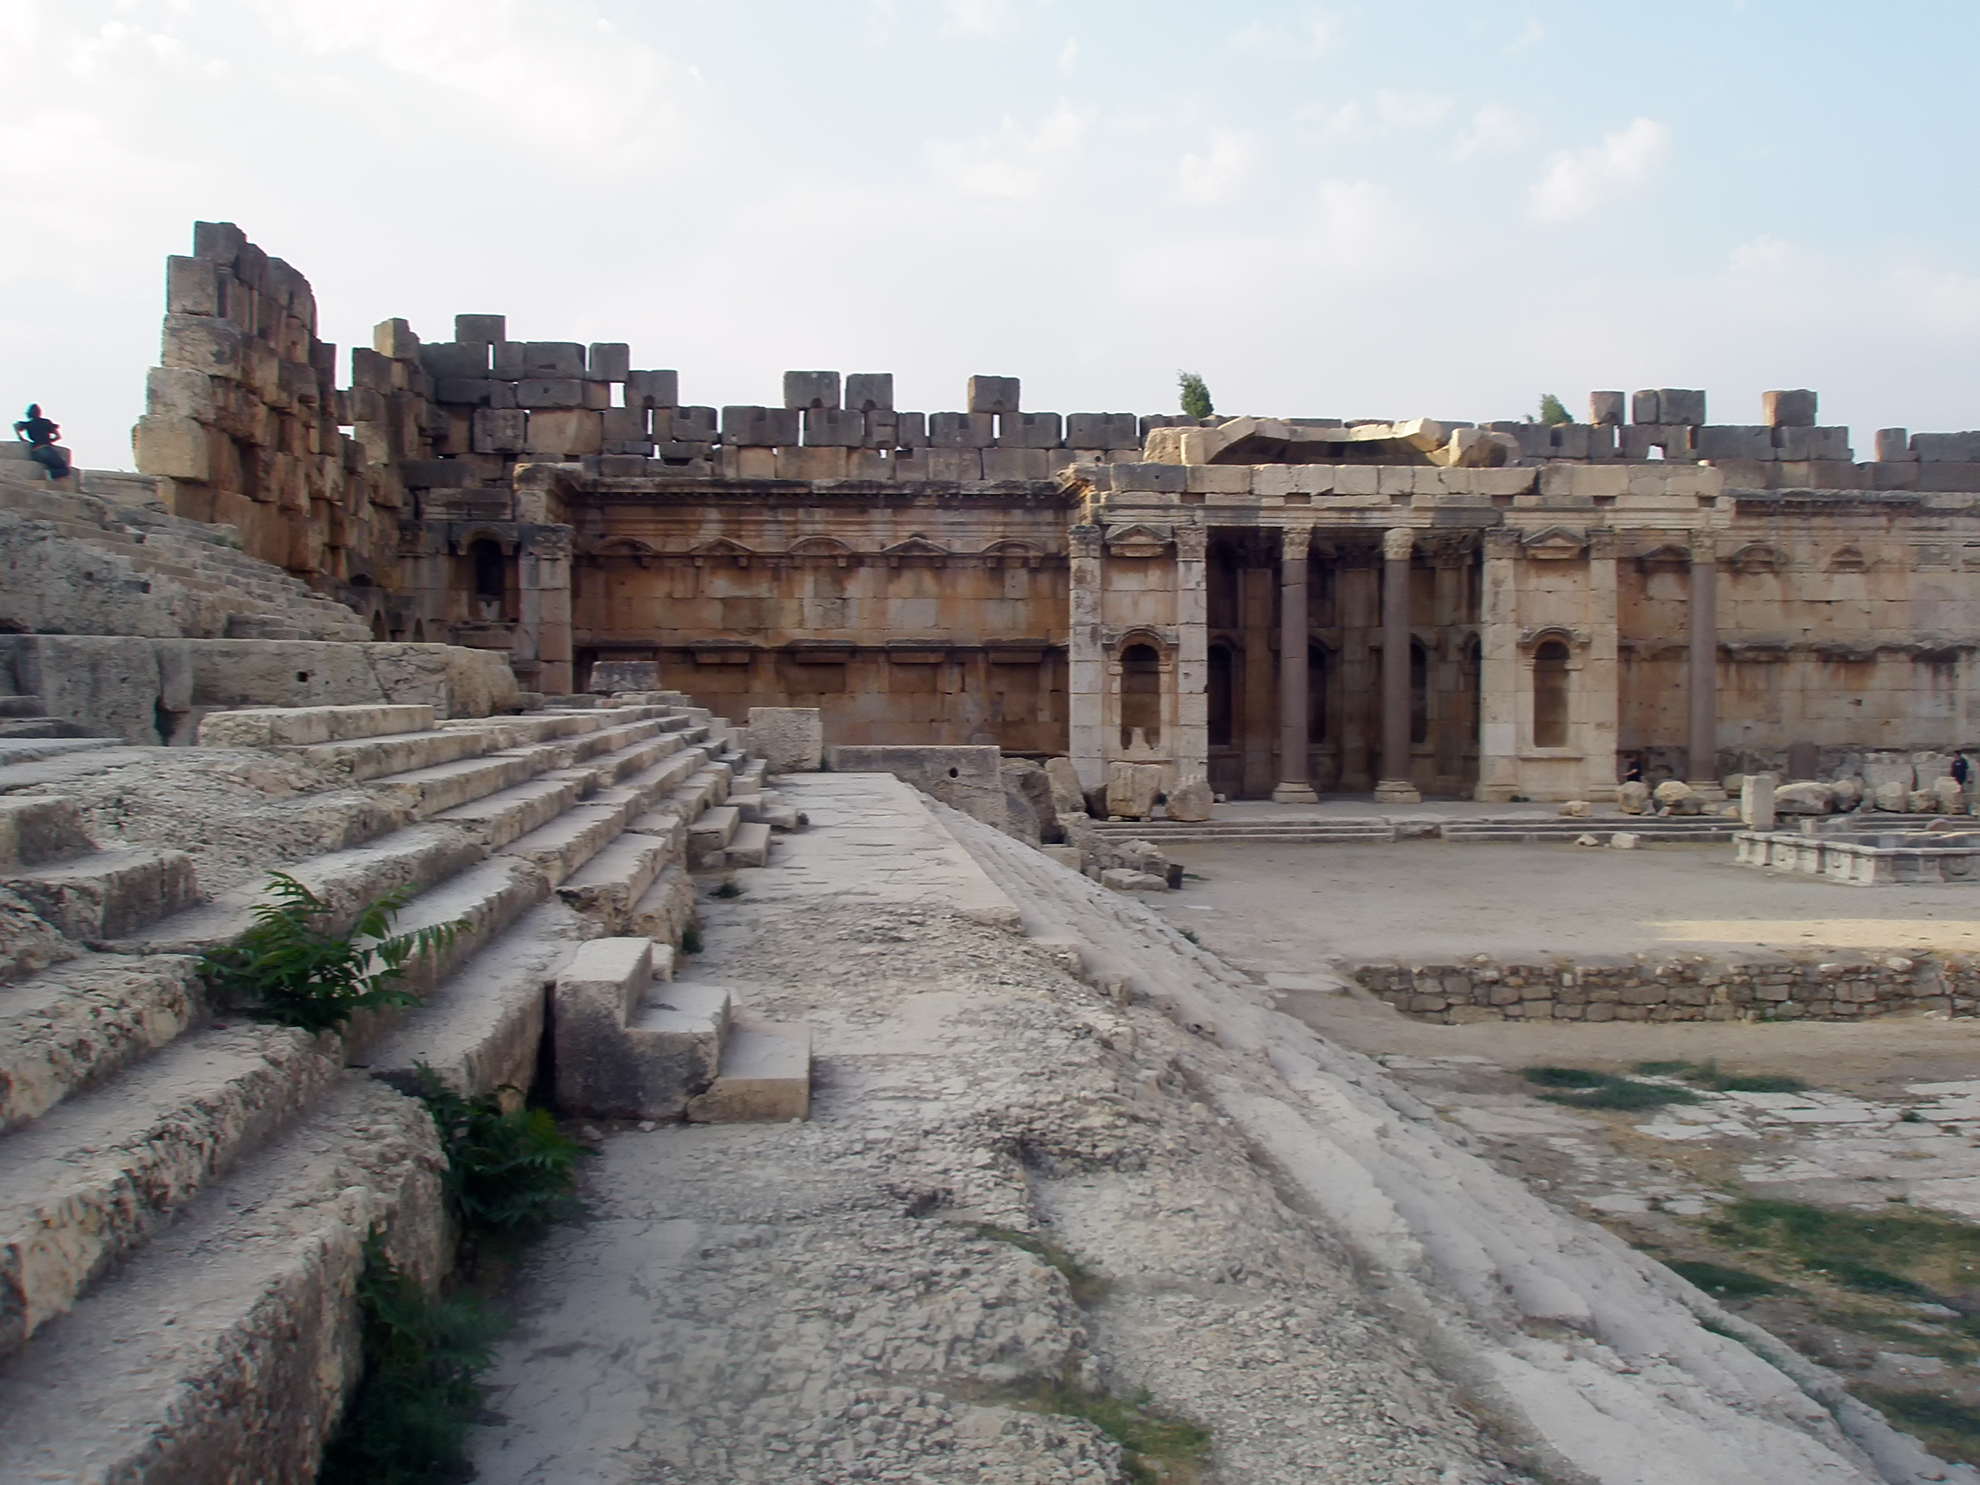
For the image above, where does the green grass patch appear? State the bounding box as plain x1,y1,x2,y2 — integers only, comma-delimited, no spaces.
709,881,744,899
1858,1388,1980,1466
679,924,703,955
1709,1198,1980,1304
1008,1373,1211,1484
975,1225,1109,1305
1520,1066,1703,1110
1630,1058,1809,1094
1666,1259,1791,1299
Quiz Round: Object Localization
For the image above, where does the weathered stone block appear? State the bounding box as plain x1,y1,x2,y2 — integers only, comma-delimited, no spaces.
132,415,211,481
455,313,506,343
524,408,602,456
625,370,678,410
516,378,585,409
981,448,1052,480
783,371,840,409
967,376,1021,415
1113,463,1187,493
1762,389,1817,428
1105,761,1162,820
589,660,661,693
420,341,489,379
162,314,243,379
1588,391,1625,426
802,407,865,447
587,343,630,381
775,446,848,480
746,706,823,772
1068,413,1139,448
165,255,222,317
472,408,527,454
827,745,1007,829
1000,411,1062,449
1659,388,1706,426
929,412,995,448
522,342,586,377
1875,427,1916,462
671,406,719,441
723,405,800,447
1630,389,1661,425
846,373,893,411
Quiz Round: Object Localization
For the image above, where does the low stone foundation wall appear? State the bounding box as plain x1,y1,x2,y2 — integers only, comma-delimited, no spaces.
1349,952,1979,1023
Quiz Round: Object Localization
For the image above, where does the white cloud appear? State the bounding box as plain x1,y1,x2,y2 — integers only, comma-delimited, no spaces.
944,0,1007,36
1529,117,1671,222
1057,36,1077,72
1229,12,1343,58
1455,104,1525,160
1177,128,1258,207
1505,18,1545,53
926,104,1089,201
1376,90,1450,129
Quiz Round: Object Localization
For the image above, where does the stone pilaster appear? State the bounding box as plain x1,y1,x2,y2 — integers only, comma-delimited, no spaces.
1688,534,1720,789
1068,523,1106,791
1475,529,1521,802
517,524,575,695
1584,529,1621,799
1272,523,1319,804
1174,524,1209,786
1375,526,1421,804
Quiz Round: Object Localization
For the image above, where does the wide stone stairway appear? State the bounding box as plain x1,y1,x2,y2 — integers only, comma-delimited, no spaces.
0,691,801,1481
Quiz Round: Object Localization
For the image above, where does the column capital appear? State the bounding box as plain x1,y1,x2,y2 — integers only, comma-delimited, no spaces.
1689,533,1717,563
1382,527,1415,562
1175,525,1208,560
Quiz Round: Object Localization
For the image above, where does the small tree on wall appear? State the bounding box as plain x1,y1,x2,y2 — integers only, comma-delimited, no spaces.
1538,393,1572,426
1178,371,1215,422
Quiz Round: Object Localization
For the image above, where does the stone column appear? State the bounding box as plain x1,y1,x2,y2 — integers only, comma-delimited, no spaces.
1474,530,1520,802
1174,525,1209,788
1067,524,1106,792
1687,537,1719,788
517,525,574,695
1375,527,1421,804
1272,524,1318,803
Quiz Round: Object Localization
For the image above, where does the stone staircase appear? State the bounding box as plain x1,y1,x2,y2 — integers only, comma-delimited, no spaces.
0,470,370,642
0,693,805,1481
1091,813,1740,845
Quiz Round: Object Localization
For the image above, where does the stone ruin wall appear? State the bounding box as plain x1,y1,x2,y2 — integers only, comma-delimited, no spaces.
1352,950,1977,1025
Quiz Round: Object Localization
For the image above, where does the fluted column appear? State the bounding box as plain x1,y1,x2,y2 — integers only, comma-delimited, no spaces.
1174,525,1209,786
1474,530,1520,802
1067,524,1106,791
1687,537,1719,788
1374,526,1422,804
1272,523,1319,803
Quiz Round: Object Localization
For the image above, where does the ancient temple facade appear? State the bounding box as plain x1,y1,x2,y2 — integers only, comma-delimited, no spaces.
129,224,1980,801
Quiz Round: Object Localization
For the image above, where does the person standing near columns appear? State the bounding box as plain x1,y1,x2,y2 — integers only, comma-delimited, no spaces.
1375,527,1422,804
1687,537,1719,790
1271,524,1319,803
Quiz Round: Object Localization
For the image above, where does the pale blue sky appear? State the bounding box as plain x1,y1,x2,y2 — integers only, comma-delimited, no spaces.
4,0,1977,469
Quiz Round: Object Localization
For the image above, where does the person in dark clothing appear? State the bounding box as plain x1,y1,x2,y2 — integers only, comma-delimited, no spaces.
1622,756,1644,784
13,404,70,480
1954,754,1971,789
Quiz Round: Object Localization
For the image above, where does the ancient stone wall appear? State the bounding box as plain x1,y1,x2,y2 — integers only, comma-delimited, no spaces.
1351,951,1975,1023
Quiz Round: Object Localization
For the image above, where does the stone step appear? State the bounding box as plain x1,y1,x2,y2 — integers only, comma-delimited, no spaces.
0,1075,440,1484
557,831,671,932
627,864,697,948
552,939,717,1118
287,726,498,782
0,697,47,720
355,900,582,1101
6,848,200,943
724,820,773,869
0,954,206,1132
497,803,628,888
1440,821,1737,842
430,775,587,852
687,805,741,868
368,856,549,1007
1107,826,1397,844
0,1023,338,1362
373,745,562,819
0,795,93,871
684,1021,810,1123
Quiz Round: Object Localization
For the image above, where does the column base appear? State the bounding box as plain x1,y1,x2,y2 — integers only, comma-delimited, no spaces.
1270,781,1320,805
1374,779,1422,805
1686,781,1730,802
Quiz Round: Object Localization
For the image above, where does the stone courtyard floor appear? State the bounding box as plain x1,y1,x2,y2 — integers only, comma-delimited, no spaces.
1147,836,1980,1460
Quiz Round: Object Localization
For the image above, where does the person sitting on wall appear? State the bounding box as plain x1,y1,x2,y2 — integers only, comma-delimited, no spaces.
12,404,71,480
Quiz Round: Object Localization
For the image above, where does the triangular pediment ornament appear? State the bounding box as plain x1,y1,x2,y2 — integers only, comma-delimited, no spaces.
690,537,754,558
1729,542,1784,574
1637,541,1693,570
1521,526,1587,559
882,535,950,558
591,536,660,558
1828,545,1867,572
787,535,854,557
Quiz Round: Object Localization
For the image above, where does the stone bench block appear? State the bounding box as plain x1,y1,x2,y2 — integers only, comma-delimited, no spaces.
198,703,438,748
746,706,823,772
554,937,726,1118
724,821,772,869
685,1022,810,1123
8,849,199,942
558,832,671,932
687,806,741,868
0,797,92,873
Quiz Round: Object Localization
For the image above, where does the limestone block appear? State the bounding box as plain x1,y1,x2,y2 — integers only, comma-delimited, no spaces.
1863,759,1916,792
1873,780,1910,812
197,702,436,747
491,341,526,380
588,660,661,694
928,412,995,448
981,448,1052,480
1100,867,1168,892
455,313,506,343
1695,426,1775,461
1589,391,1625,426
144,367,215,422
1166,776,1213,822
1609,832,1641,849
516,378,586,409
420,341,489,379
373,318,419,359
1658,389,1706,426
924,449,981,481
1185,464,1252,494
599,406,651,446
1631,390,1662,425
672,406,719,441
1000,411,1062,449
132,416,211,482
828,745,1007,829
1909,790,1943,814
846,373,893,411
1044,757,1087,822
524,409,602,456
1068,413,1138,448
522,342,585,377
0,796,93,871
1831,776,1865,810
1762,389,1817,428
588,343,630,381
1575,833,1602,847
162,313,243,380
746,707,823,772
1106,761,1162,821
625,370,679,409
165,254,221,317
1913,432,1980,463
1739,772,1778,829
1616,781,1650,815
801,407,865,447
782,370,839,409
1558,800,1592,818
1653,779,1695,808
1113,463,1187,494
1771,781,1833,816
1874,428,1916,462
1775,426,1852,461
472,408,527,454
967,376,1020,415
894,411,928,448
775,446,848,480
723,405,800,447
